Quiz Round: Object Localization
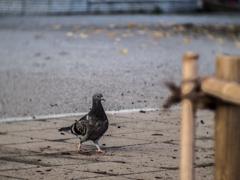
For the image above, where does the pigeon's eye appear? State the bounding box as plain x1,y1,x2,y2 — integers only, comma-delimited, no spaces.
96,95,99,98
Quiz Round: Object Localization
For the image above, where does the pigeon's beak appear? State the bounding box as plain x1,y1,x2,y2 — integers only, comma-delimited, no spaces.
101,97,105,101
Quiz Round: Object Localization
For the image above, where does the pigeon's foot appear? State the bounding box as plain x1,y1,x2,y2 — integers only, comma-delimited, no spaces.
96,148,105,153
77,144,85,151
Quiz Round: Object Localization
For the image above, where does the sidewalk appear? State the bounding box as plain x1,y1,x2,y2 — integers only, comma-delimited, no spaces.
0,108,214,180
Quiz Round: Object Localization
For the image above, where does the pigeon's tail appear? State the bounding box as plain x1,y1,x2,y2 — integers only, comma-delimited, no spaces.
58,127,71,132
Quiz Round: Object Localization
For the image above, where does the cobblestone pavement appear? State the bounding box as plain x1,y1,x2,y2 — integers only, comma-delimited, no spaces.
0,14,240,118
0,109,215,180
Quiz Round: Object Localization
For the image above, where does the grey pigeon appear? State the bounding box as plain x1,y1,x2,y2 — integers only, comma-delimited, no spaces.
59,93,108,153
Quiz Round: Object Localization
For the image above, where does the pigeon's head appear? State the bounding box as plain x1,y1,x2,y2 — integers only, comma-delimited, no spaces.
92,93,105,103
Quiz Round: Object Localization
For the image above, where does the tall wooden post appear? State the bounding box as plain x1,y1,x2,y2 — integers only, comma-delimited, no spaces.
181,52,199,180
215,55,240,180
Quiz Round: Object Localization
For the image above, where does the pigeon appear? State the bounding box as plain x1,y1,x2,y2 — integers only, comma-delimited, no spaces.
58,93,109,153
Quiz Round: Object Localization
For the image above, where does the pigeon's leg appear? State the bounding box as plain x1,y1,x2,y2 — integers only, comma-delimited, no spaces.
77,142,85,151
93,140,104,153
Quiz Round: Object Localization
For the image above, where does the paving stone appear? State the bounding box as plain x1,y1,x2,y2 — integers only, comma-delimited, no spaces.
65,135,150,150
63,161,160,176
0,160,36,170
123,169,177,180
3,141,75,154
0,119,70,132
0,134,42,145
9,129,74,140
0,167,106,180
111,128,180,143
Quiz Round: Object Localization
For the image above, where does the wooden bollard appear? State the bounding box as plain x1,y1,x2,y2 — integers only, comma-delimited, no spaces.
215,55,240,180
181,52,199,180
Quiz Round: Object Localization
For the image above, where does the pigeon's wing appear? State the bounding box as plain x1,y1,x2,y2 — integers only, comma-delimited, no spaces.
71,114,90,136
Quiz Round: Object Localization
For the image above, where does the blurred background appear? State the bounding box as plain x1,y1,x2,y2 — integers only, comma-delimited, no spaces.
0,0,240,119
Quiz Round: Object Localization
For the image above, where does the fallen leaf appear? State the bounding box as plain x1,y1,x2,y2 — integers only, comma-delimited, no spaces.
50,24,61,30
141,43,147,47
91,27,96,30
59,52,68,56
35,35,46,39
128,22,136,27
66,31,75,37
183,39,191,44
55,39,60,43
84,30,93,34
177,26,185,31
121,49,128,54
235,41,240,48
76,33,88,38
121,33,128,37
96,29,105,34
107,32,117,37
148,32,165,39
216,38,224,43
115,38,121,42
109,24,115,29
137,30,146,35
73,26,82,30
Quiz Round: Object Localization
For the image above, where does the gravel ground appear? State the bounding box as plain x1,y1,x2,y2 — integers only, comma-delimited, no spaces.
0,14,240,118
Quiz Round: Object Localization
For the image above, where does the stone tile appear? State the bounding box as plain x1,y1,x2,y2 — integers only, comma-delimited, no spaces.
0,119,71,132
105,125,143,136
10,155,92,167
111,128,180,143
64,161,160,176
65,135,150,150
0,176,21,180
124,169,177,180
0,167,106,180
0,134,42,145
0,160,36,170
3,141,76,154
85,176,131,180
195,166,214,180
9,129,74,140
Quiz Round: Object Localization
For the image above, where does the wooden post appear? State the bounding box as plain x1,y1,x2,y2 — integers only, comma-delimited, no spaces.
215,55,240,180
181,52,199,180
201,77,240,105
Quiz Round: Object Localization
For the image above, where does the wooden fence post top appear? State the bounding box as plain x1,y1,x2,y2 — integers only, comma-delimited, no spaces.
183,52,199,61
217,54,240,60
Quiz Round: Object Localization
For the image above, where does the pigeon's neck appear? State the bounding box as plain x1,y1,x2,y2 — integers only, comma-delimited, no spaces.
90,101,107,119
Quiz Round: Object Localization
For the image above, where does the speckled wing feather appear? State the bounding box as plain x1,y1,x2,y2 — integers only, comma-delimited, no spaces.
71,115,89,136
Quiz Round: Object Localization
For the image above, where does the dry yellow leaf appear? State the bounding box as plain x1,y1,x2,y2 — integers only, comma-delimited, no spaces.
107,32,117,37
76,33,88,38
73,26,82,30
183,39,191,44
128,22,136,27
121,49,128,54
148,33,160,39
137,30,145,35
109,24,115,29
141,43,147,47
84,30,93,34
91,27,96,30
177,26,184,31
115,38,121,42
235,41,240,48
96,29,105,34
216,38,224,43
148,32,166,39
50,24,61,30
66,31,75,37
55,39,60,43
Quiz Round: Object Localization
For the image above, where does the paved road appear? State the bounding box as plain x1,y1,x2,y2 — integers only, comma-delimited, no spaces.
0,109,215,180
0,14,240,118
